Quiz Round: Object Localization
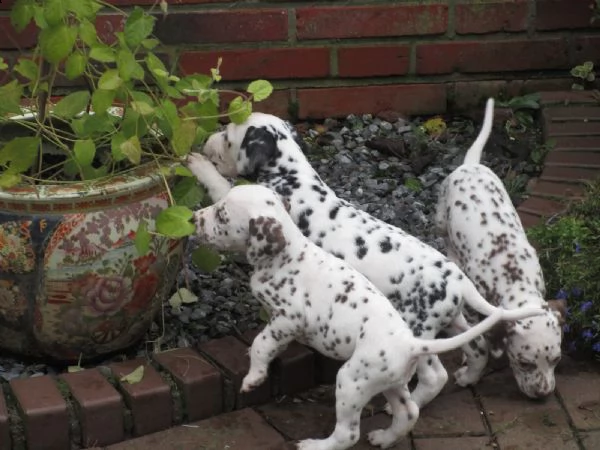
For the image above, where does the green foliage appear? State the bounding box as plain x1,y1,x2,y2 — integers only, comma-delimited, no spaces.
570,61,596,91
0,0,273,246
404,177,422,193
527,179,600,359
502,169,529,201
497,93,540,138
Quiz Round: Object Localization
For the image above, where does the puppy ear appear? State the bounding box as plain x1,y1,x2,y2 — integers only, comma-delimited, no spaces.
241,126,279,177
546,299,567,325
285,120,308,153
247,215,287,262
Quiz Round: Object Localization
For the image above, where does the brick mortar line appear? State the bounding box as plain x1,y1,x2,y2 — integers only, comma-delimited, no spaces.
209,72,571,91
194,346,242,412
147,358,186,425
553,389,587,450
469,386,501,449
1,381,26,450
96,366,135,439
446,0,456,39
55,378,83,450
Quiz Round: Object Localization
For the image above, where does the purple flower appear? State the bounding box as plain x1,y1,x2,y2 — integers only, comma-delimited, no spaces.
574,242,581,253
582,329,594,341
580,301,594,313
593,342,600,353
563,324,571,333
556,289,568,300
571,287,583,297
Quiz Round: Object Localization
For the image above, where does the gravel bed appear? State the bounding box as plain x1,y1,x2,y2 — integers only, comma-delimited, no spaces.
0,111,542,379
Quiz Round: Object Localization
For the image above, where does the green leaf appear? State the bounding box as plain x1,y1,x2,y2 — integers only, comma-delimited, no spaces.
156,206,195,238
194,126,211,146
228,97,252,125
67,365,84,373
111,132,127,161
173,177,205,207
15,58,38,81
171,121,197,156
189,100,219,132
120,136,142,165
124,7,155,48
121,108,148,139
66,0,100,20
141,38,159,49
135,220,151,255
10,1,35,32
117,48,144,81
79,19,98,46
120,365,145,384
73,139,95,166
0,80,24,116
98,69,123,90
0,171,22,188
39,24,77,63
0,137,40,173
191,245,222,272
53,91,90,119
32,5,48,29
259,307,270,323
65,52,87,79
168,287,198,309
174,165,193,177
130,101,154,116
145,53,168,78
89,44,116,63
91,89,115,114
44,0,68,26
583,61,594,71
247,79,273,102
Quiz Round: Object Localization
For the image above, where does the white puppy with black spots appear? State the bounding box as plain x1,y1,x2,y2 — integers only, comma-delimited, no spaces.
187,109,546,410
434,98,565,399
190,183,544,450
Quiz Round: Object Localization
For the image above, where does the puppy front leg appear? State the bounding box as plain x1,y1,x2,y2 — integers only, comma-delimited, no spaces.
241,315,294,392
186,152,232,202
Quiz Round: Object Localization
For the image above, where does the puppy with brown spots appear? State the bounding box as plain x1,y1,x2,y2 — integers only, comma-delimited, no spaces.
191,183,545,450
188,110,545,412
435,98,565,399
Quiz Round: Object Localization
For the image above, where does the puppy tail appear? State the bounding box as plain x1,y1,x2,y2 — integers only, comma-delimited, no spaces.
415,309,504,355
463,98,494,165
461,279,546,321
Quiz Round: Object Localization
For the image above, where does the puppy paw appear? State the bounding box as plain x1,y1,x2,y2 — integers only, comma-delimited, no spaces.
296,438,325,450
240,372,267,393
383,402,393,415
454,366,482,387
367,429,398,449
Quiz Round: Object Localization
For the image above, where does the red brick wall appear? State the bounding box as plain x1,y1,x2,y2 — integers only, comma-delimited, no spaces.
1,0,600,119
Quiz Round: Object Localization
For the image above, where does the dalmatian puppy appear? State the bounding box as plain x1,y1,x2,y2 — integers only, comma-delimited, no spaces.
191,183,544,450
434,98,565,399
187,109,543,410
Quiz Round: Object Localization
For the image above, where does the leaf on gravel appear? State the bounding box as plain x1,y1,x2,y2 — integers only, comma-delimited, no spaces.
67,365,84,373
168,287,198,309
120,365,145,384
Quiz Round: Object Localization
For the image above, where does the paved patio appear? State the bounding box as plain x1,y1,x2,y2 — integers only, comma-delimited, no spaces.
102,352,600,450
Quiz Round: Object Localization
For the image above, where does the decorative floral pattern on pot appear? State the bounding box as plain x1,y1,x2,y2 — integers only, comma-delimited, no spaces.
0,191,183,362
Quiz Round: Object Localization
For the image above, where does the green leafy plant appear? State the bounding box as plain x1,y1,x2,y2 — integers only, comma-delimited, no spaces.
591,0,600,23
0,0,272,244
570,61,596,90
404,177,422,193
527,179,600,359
502,169,529,203
497,93,541,138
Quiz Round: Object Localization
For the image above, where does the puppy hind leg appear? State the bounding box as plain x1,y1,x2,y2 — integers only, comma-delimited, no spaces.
297,364,371,450
241,316,294,392
447,314,489,387
369,385,418,449
409,356,448,408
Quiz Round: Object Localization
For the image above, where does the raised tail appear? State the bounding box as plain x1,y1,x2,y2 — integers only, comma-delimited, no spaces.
414,305,544,356
463,98,495,165
460,276,546,321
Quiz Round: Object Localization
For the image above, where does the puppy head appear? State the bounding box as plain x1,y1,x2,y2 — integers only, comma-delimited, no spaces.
202,112,303,179
504,311,563,399
192,184,289,259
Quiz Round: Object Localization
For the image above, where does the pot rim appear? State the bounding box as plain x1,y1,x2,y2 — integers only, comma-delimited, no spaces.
1,107,180,201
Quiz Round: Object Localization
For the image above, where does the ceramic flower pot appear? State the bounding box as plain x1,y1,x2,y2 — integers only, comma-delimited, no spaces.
0,163,183,362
